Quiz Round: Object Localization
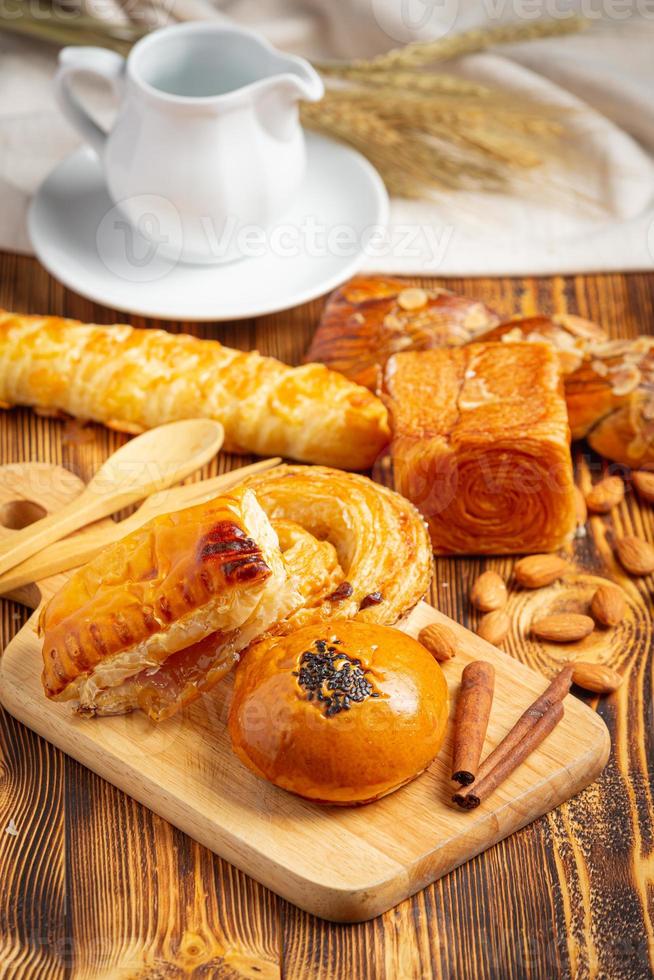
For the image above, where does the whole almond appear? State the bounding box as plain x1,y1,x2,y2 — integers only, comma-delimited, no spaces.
397,287,428,311
419,623,456,662
477,610,510,646
585,476,624,514
615,536,654,576
591,583,626,627
470,571,507,612
633,470,654,504
569,661,623,694
514,554,569,589
531,613,594,643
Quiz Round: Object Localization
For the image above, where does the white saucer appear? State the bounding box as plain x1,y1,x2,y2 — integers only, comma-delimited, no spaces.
28,132,388,321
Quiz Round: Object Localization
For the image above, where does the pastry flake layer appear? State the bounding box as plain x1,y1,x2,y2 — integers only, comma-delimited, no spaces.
383,342,577,555
39,486,300,710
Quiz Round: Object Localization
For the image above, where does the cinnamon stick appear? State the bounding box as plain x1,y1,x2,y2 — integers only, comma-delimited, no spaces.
452,665,572,809
453,701,564,810
451,661,495,785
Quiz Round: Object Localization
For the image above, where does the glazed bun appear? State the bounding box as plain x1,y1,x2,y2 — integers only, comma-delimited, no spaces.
228,620,449,805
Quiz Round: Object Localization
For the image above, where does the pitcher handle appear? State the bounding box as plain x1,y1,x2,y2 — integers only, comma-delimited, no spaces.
54,47,125,158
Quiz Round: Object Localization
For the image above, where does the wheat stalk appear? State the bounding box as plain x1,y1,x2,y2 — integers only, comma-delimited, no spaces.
315,17,587,73
0,9,586,196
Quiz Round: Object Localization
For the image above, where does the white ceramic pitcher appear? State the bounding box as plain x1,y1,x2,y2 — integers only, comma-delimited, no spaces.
55,24,324,265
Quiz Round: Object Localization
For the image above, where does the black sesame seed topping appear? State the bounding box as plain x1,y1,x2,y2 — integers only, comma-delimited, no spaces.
294,638,379,717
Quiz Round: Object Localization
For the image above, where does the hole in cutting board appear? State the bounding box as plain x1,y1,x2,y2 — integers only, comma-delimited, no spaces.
0,499,47,530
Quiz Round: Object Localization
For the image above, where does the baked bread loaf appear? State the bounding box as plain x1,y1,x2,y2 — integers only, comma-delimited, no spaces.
228,620,449,805
304,275,499,390
306,276,654,469
383,343,577,555
0,310,389,471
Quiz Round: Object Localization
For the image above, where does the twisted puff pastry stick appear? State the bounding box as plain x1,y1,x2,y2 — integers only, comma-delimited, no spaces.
0,311,389,471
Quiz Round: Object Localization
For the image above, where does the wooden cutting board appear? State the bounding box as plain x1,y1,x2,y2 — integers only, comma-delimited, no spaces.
0,467,610,923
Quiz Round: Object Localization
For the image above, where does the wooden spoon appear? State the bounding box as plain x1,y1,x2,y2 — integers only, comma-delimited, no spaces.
0,457,280,599
0,418,224,578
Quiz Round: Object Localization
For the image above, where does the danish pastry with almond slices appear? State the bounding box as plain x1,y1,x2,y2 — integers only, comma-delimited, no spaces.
307,276,654,469
39,467,432,721
483,320,654,468
304,274,499,390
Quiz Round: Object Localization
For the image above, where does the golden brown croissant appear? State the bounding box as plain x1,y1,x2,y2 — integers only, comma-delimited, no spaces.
40,466,431,720
383,344,577,555
0,310,389,471
304,275,499,390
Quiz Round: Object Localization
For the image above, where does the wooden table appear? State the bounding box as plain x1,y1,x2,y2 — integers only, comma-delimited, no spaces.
0,251,652,979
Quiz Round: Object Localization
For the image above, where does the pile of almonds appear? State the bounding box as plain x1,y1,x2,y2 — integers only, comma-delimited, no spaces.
419,471,654,698
463,555,626,695
585,474,654,576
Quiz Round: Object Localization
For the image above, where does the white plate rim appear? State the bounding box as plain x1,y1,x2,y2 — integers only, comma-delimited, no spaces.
27,133,389,322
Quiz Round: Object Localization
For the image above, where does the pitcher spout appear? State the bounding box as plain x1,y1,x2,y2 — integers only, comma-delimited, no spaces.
274,55,324,103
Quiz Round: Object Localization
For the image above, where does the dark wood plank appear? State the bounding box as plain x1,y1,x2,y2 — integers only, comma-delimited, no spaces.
0,251,652,978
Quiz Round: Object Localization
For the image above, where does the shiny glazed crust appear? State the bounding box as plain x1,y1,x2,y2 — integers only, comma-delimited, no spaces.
304,275,500,390
241,464,433,628
71,520,343,722
383,344,577,555
40,486,296,703
38,466,431,721
0,310,389,471
228,620,449,805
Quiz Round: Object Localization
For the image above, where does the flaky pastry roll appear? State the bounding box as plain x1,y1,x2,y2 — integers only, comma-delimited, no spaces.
0,310,389,471
241,464,432,627
304,275,499,390
40,486,301,717
486,320,654,468
383,344,577,555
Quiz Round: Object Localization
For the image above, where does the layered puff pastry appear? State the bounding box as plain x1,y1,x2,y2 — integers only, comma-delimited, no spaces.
40,467,432,720
304,275,499,390
306,275,654,470
40,486,302,719
0,311,389,471
382,344,577,555
486,319,654,468
241,464,432,628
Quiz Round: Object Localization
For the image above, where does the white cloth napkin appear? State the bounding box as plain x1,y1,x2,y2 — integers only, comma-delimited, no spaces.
1,2,654,276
